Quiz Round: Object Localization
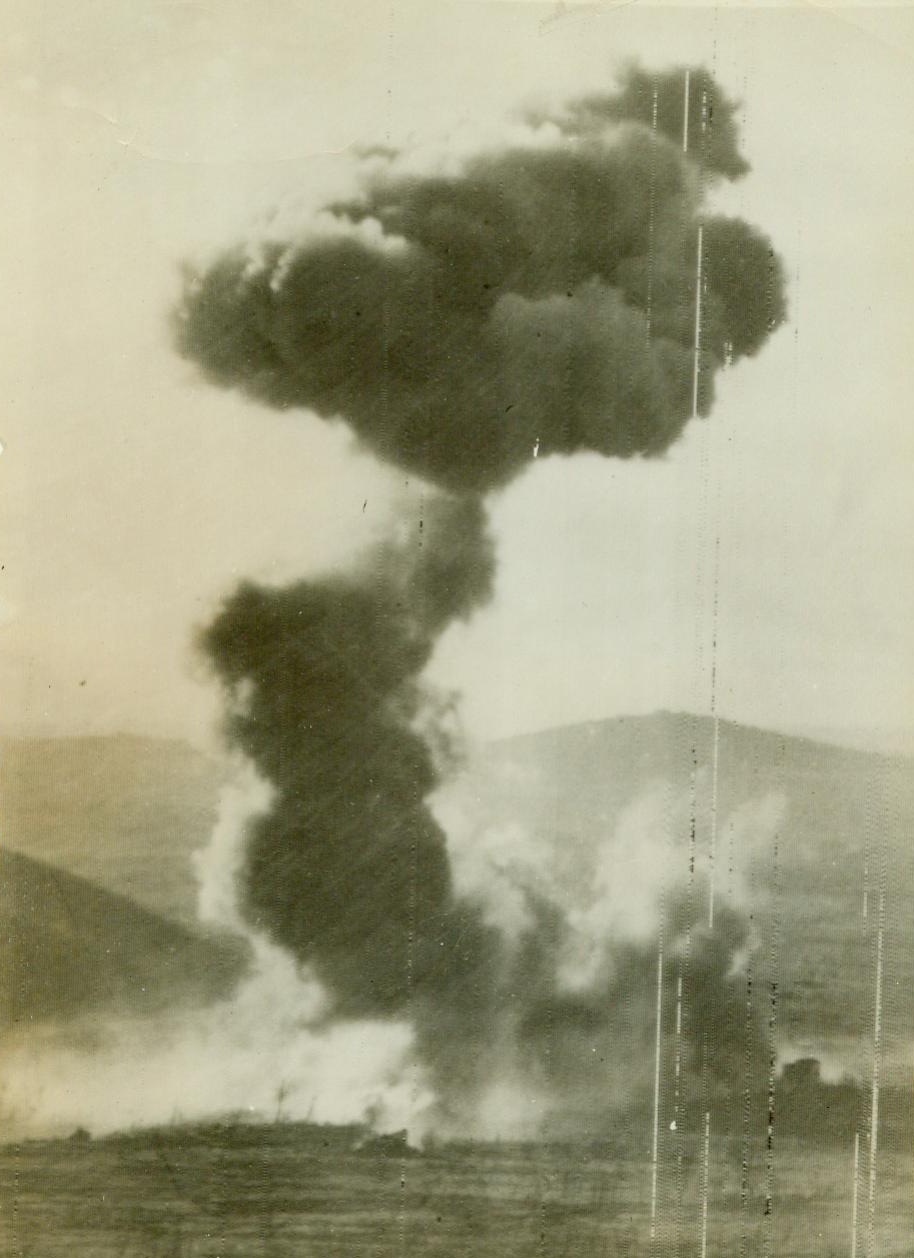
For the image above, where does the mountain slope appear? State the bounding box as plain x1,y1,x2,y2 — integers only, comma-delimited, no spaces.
444,712,914,1082
0,735,224,928
0,848,248,1029
1,719,910,1081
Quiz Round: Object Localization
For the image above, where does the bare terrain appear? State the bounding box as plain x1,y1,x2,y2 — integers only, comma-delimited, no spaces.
1,1121,910,1258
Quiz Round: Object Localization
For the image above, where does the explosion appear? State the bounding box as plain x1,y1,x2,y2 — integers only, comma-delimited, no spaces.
174,64,786,1135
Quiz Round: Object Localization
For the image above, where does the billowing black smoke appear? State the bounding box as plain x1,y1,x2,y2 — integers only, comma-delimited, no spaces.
201,495,500,1021
540,64,750,180
176,64,786,1129
510,897,763,1135
176,66,783,493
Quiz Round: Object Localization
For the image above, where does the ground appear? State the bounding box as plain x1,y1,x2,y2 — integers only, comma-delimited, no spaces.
1,1124,909,1258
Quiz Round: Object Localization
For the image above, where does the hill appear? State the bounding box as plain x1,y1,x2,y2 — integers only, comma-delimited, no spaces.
1,717,911,1080
0,848,248,1029
0,735,224,928
442,712,914,1082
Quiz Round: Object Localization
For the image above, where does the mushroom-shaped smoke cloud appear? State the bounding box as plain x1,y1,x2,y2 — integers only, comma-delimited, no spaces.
174,64,786,1132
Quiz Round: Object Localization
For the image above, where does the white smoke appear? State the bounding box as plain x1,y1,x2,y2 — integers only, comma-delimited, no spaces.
437,767,787,997
194,757,275,932
0,763,435,1143
1,749,791,1144
0,947,429,1140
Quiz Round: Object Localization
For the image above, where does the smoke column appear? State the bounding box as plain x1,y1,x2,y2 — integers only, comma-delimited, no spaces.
174,65,786,1131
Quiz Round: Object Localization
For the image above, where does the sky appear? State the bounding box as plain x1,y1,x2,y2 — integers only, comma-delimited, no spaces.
2,0,913,751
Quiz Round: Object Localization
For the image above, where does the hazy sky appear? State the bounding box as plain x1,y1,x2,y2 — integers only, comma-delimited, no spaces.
2,1,913,749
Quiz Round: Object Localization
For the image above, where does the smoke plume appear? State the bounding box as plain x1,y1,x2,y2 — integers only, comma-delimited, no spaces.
173,64,786,1133
200,495,500,1025
175,65,783,493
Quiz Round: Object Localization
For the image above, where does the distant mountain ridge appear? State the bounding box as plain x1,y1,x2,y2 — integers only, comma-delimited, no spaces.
1,716,911,1080
447,711,914,1083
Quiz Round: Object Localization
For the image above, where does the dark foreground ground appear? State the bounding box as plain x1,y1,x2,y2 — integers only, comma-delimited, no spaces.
0,1123,910,1258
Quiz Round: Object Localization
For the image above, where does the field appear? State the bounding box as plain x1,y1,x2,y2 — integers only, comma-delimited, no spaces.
1,1124,910,1258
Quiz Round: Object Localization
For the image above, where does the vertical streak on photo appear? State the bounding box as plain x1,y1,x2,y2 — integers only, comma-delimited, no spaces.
676,746,698,1251
738,957,754,1258
704,99,720,934
680,71,707,1251
708,532,721,933
700,1107,711,1258
693,86,717,1254
850,1129,861,1258
691,87,708,425
692,222,705,422
649,928,664,1250
645,84,659,344
866,854,886,1256
698,976,712,1258
861,723,872,932
677,78,694,1256
763,837,780,1257
645,79,663,1256
673,968,685,1254
681,68,708,734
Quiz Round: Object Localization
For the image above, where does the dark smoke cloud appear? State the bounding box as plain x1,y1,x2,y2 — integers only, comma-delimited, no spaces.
175,65,784,494
505,896,763,1134
201,496,499,1018
544,64,750,180
178,64,787,1129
